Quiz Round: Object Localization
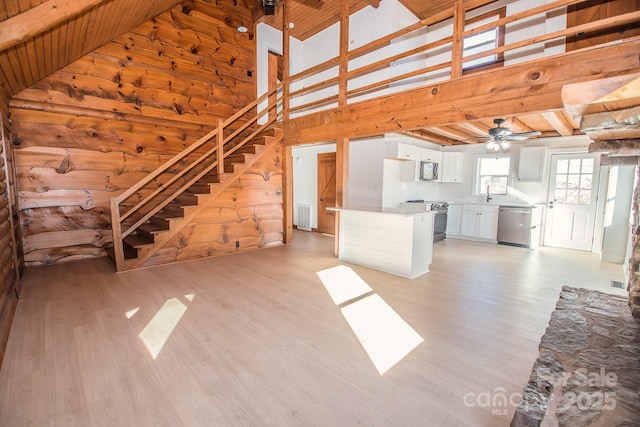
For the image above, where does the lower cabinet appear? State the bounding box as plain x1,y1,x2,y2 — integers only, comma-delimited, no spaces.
451,204,499,243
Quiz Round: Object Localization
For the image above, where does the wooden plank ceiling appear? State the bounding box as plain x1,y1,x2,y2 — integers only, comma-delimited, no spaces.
0,0,635,147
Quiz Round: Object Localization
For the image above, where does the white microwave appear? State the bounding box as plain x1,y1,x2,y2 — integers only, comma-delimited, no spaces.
420,161,438,180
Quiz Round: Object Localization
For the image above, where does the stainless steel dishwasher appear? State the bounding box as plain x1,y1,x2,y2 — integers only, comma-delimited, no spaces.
497,206,539,248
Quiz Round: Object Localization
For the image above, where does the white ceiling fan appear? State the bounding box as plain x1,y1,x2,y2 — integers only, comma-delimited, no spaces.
480,118,541,152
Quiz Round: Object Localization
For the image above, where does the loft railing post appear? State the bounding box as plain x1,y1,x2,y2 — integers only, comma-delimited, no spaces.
110,197,125,271
451,0,465,79
282,0,290,123
216,118,224,183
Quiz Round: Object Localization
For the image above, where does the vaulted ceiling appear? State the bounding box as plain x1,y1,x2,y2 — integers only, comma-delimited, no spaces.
0,0,638,147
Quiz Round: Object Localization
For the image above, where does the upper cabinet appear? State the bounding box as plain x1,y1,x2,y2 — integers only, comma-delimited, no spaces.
518,147,547,182
441,152,464,183
396,143,421,161
387,143,464,183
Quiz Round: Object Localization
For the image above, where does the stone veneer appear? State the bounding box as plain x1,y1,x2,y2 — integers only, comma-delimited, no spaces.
627,161,640,318
511,286,640,427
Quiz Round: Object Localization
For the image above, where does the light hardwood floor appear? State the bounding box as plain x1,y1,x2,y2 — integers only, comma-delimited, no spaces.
0,231,627,426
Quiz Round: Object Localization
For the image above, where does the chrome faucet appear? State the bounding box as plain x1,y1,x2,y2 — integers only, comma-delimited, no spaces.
486,185,493,203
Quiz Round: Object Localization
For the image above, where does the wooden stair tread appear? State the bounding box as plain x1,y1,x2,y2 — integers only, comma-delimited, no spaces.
104,245,137,261
138,223,169,235
123,234,154,248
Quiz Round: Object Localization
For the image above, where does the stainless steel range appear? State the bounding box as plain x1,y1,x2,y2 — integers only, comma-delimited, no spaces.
402,200,449,242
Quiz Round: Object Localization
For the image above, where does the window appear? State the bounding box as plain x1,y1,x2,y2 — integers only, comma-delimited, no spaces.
463,7,505,72
553,158,594,204
476,156,510,195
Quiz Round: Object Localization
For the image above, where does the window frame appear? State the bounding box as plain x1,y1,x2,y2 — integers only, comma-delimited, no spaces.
463,7,506,74
474,154,512,196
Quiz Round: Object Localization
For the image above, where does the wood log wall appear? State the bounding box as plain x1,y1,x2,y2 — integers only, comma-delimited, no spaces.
8,0,281,266
0,108,20,369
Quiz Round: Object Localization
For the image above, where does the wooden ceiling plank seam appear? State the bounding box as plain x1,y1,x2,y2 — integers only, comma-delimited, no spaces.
0,51,22,95
22,38,41,84
56,18,68,73
33,31,48,82
5,47,29,90
79,6,99,58
63,15,75,68
82,1,107,54
0,0,106,52
541,110,575,136
49,23,61,78
0,2,8,21
3,0,21,19
73,7,91,63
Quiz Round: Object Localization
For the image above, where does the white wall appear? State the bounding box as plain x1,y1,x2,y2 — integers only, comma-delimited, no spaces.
601,166,635,263
292,143,336,229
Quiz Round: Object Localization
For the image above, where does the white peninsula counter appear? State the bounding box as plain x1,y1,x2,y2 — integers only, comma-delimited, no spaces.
329,206,435,279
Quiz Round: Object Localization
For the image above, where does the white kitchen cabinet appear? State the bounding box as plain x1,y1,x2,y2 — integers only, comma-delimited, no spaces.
457,204,499,243
441,152,464,183
396,143,421,160
518,146,546,181
446,203,462,236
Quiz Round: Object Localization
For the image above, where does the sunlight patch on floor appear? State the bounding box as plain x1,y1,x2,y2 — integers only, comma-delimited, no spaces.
138,298,188,359
317,265,424,375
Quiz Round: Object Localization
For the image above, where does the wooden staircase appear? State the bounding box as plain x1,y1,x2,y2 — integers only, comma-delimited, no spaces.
107,84,286,272
106,129,282,271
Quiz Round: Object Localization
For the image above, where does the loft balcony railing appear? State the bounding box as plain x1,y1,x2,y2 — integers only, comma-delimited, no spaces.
279,0,639,118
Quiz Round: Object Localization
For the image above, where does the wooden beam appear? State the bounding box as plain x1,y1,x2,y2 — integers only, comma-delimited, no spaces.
429,126,475,142
401,129,460,146
580,106,640,140
600,154,640,166
365,0,380,8
457,122,489,137
282,0,292,245
285,38,640,145
541,111,575,136
0,0,107,52
338,0,349,106
450,0,465,79
562,73,640,119
582,106,640,131
589,139,640,155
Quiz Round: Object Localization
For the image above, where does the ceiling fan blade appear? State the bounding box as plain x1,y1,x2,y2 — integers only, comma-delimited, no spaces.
505,131,542,141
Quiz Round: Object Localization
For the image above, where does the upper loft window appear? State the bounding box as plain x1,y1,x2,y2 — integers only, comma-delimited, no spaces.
463,7,506,73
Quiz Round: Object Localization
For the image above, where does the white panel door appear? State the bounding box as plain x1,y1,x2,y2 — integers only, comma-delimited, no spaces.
544,154,600,251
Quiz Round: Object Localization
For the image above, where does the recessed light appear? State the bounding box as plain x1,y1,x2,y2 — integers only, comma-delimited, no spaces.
237,25,248,33
289,22,295,28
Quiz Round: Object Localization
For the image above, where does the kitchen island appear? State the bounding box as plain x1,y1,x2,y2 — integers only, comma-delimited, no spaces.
329,206,435,279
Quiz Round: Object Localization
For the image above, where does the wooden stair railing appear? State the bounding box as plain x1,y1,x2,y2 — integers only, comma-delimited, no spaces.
109,85,284,271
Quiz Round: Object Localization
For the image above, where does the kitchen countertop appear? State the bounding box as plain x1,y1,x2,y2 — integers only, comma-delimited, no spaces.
327,206,437,216
448,201,540,208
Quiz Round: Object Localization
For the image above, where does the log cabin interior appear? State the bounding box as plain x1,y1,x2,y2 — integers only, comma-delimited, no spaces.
0,0,639,424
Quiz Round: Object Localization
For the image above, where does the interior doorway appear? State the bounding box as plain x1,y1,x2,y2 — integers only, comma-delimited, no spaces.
267,50,282,121
317,152,336,235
